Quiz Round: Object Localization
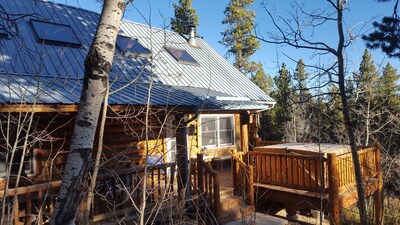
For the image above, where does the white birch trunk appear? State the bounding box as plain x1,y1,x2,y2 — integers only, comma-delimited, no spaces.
50,1,126,225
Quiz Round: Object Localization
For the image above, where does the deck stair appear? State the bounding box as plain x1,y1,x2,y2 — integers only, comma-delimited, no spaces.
219,187,254,224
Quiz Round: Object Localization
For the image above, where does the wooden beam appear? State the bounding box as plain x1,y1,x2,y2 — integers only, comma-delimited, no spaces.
214,173,221,223
0,103,197,114
240,113,249,152
197,153,204,193
246,165,255,207
0,180,62,197
328,153,340,225
373,142,383,225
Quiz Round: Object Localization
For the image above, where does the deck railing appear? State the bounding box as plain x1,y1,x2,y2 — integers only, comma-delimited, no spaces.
336,146,379,190
231,151,254,207
0,162,176,224
92,162,177,222
246,151,327,193
0,180,62,225
244,143,382,225
190,154,221,223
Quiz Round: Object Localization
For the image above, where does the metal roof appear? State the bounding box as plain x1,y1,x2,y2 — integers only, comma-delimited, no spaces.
0,0,276,111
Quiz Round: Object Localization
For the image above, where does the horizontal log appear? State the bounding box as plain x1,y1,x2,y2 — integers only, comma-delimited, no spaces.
0,180,61,197
248,151,325,161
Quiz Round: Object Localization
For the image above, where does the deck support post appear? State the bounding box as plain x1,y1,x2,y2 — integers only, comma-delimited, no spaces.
175,114,190,202
240,113,249,152
197,153,204,194
214,174,221,222
246,165,255,207
328,153,340,225
373,142,383,225
232,155,238,193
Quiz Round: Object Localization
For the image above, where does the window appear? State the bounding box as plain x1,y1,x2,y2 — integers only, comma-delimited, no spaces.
200,115,234,148
116,35,151,58
166,116,177,162
0,124,35,178
0,151,33,178
165,47,199,66
30,19,81,46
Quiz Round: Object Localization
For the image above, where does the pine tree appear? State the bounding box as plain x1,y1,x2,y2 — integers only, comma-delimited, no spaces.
293,59,310,102
353,49,379,145
265,63,292,141
250,63,274,140
376,62,400,155
325,85,347,143
221,0,260,75
171,0,199,35
250,63,273,94
379,62,400,109
291,59,312,142
355,49,379,99
363,11,400,58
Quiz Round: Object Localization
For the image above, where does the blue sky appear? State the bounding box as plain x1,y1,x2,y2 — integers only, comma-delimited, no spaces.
54,0,398,77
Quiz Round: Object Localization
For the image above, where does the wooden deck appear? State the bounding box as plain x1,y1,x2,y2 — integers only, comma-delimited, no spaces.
231,142,383,225
1,143,382,225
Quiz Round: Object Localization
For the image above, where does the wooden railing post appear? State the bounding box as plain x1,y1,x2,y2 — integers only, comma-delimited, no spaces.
246,165,255,207
214,173,221,222
373,142,383,225
327,153,340,225
232,154,237,191
197,153,204,194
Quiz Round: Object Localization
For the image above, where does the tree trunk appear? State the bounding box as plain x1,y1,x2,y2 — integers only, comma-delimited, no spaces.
336,1,367,224
50,1,126,225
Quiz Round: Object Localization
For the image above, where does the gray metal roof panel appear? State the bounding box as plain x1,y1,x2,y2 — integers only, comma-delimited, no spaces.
0,0,275,110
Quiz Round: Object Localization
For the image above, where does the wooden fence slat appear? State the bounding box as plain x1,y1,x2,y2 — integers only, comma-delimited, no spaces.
288,157,293,185
328,153,340,225
293,158,298,186
276,155,281,183
282,156,287,184
299,159,304,187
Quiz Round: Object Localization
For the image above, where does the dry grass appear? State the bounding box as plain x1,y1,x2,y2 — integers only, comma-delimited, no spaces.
342,196,400,225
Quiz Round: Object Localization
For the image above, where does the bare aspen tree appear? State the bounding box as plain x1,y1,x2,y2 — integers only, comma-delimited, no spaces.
50,1,127,224
257,0,369,223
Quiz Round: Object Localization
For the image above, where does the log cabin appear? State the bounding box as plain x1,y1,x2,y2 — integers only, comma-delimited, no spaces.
0,1,382,225
0,0,276,224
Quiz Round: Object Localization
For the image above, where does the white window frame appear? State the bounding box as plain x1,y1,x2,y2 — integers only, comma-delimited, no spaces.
165,115,177,163
200,114,235,149
0,149,35,178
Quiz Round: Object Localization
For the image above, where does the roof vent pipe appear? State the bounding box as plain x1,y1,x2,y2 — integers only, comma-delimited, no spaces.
188,25,197,47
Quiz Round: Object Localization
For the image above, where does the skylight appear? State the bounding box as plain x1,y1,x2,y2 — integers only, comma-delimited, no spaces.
116,35,151,58
0,28,7,38
166,47,199,66
30,19,81,46
0,22,8,38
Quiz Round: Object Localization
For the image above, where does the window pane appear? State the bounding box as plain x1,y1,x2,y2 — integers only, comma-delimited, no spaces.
0,154,6,174
201,117,216,132
166,47,199,66
0,150,32,177
201,131,217,146
219,130,233,145
168,138,176,162
0,28,7,38
116,36,151,57
31,19,81,46
219,117,232,130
